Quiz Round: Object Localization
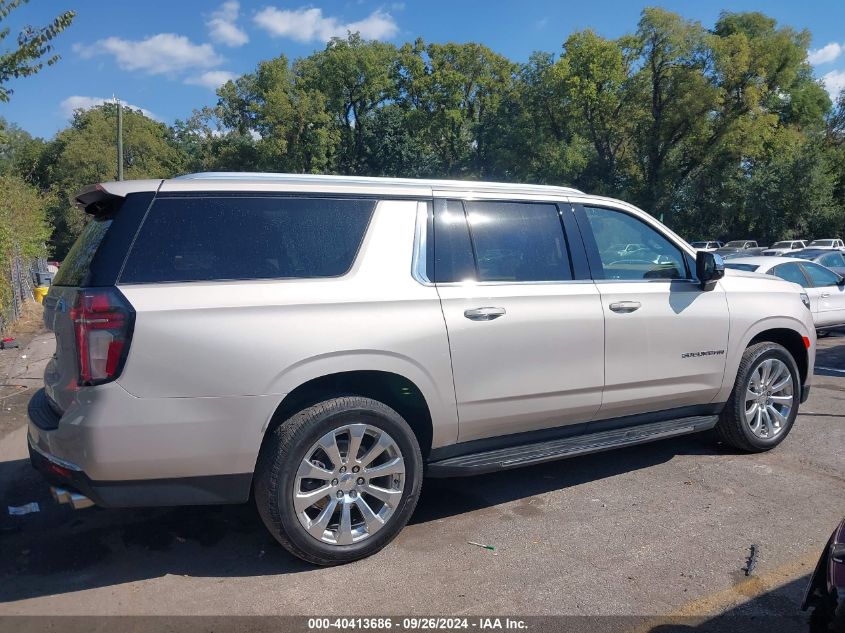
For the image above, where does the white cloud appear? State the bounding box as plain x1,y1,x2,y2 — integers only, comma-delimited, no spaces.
185,70,237,89
253,6,398,43
60,96,159,120
808,42,843,65
74,33,222,75
821,70,845,100
207,1,248,47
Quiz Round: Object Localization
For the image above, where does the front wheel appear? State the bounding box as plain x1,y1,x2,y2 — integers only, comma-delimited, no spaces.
715,342,801,452
254,396,423,565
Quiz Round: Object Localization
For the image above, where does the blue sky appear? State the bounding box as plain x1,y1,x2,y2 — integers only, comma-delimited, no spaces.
2,0,845,139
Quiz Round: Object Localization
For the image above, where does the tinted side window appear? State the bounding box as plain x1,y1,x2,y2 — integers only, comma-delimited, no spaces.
53,218,113,287
772,263,808,286
801,262,840,287
432,199,476,283
120,197,373,283
584,207,686,280
463,201,572,282
820,252,845,267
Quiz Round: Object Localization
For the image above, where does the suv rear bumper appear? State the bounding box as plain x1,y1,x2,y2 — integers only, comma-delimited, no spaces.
28,433,251,507
26,385,277,507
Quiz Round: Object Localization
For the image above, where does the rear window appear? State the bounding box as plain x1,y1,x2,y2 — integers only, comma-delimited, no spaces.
119,196,374,283
52,218,113,286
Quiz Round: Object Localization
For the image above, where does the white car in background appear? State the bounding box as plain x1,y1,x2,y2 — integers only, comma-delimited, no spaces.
763,240,807,256
726,256,845,334
807,239,845,250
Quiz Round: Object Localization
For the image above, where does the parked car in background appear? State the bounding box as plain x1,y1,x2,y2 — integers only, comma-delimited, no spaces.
803,516,845,632
762,240,806,256
690,240,722,251
725,256,845,335
716,240,767,258
807,239,845,250
791,249,845,277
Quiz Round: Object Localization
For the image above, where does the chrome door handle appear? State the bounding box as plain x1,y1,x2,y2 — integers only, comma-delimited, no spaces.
464,307,506,321
609,301,641,313
821,293,831,298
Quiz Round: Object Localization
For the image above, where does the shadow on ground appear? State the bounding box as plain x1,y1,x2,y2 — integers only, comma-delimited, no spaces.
646,575,816,632
0,431,731,603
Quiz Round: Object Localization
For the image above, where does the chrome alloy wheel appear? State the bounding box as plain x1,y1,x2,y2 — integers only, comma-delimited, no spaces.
293,424,405,545
744,358,794,439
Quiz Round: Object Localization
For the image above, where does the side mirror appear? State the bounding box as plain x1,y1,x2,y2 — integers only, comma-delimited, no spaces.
696,251,725,289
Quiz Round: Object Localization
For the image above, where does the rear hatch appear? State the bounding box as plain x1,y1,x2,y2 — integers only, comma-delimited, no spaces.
42,182,159,414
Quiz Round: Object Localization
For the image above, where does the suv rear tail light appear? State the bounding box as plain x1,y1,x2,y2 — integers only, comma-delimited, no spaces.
70,289,134,385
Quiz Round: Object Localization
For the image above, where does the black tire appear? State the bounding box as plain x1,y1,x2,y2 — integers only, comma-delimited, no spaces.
254,396,423,566
715,342,801,452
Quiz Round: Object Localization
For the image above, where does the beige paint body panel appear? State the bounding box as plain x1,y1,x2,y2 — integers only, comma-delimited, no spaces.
714,271,816,403
437,281,605,442
595,280,730,418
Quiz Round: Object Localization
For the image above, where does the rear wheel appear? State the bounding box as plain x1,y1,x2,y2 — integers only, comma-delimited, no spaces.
254,396,423,565
715,342,800,452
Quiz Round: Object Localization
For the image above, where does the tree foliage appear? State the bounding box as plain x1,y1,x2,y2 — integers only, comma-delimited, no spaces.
13,7,845,259
39,104,186,255
0,0,75,102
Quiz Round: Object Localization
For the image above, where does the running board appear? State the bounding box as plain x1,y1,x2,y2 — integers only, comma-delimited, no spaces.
426,415,718,478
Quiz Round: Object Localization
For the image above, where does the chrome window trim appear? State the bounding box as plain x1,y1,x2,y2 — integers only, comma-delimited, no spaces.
433,279,597,287
411,201,431,285
592,278,699,285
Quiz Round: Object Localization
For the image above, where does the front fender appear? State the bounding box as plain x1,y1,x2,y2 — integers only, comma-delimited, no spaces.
714,314,815,404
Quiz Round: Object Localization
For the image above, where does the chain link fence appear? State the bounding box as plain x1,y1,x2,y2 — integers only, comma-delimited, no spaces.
1,253,48,332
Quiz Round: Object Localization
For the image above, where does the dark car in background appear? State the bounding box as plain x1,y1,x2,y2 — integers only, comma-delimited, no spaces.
803,516,845,632
716,240,768,259
791,249,845,277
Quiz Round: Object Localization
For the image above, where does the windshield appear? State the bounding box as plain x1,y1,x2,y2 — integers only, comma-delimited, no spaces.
771,242,792,248
724,241,746,247
725,263,759,272
810,240,834,246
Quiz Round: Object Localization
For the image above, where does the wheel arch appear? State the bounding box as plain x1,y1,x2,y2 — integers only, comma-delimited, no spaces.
260,370,437,464
747,327,809,386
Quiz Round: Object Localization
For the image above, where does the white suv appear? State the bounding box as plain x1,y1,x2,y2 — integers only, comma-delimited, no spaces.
29,173,816,565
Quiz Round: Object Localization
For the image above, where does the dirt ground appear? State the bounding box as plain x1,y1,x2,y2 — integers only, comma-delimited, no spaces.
0,321,842,631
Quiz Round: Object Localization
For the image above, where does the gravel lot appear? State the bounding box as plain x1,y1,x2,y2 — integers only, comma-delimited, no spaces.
0,330,843,629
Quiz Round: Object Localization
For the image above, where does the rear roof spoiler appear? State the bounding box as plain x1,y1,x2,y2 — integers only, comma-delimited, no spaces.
74,180,162,216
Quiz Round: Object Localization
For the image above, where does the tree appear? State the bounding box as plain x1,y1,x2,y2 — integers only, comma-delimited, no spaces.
0,116,45,182
0,0,75,102
42,104,186,256
555,30,635,193
395,39,515,176
0,172,50,316
296,34,398,174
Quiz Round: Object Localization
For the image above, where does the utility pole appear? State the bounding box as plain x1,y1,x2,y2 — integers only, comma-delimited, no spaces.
115,96,124,181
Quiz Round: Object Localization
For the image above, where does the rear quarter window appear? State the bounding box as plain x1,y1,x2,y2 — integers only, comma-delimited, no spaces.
119,196,374,283
52,218,113,286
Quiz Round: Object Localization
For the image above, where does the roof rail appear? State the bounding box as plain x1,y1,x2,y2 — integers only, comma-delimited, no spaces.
173,172,583,195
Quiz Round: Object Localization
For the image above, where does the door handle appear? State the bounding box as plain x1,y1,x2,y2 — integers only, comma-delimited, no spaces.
609,301,641,313
821,292,831,298
464,307,506,321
